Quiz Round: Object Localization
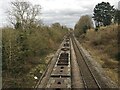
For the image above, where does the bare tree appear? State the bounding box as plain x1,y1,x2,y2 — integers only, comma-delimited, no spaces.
8,0,41,29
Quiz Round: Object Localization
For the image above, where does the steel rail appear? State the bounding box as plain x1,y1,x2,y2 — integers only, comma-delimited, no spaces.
72,36,101,89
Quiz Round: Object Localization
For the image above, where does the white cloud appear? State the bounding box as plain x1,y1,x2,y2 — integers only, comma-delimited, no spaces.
0,0,119,28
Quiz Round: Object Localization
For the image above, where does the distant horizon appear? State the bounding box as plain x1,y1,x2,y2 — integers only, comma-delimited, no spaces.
0,0,119,28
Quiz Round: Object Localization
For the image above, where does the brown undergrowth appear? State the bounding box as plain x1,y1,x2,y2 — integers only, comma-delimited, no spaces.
78,24,119,84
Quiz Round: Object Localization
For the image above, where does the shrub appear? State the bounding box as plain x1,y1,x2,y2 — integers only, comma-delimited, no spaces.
2,24,68,87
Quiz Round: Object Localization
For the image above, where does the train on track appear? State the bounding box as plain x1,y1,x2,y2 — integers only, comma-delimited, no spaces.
46,37,71,88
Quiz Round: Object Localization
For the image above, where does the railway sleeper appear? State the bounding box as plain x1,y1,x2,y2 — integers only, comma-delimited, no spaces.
51,66,71,76
46,77,71,88
59,53,69,59
57,53,69,65
61,48,70,51
64,43,69,47
66,39,69,42
51,75,70,77
59,57,68,59
58,60,68,63
57,63,69,66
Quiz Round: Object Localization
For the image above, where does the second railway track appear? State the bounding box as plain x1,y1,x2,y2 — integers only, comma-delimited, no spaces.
35,34,109,89
72,36,101,89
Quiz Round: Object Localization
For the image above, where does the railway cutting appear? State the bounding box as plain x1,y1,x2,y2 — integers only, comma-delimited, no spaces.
35,34,111,89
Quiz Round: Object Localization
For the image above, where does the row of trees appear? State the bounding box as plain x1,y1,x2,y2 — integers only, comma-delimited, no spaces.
74,2,120,36
2,24,68,87
2,1,69,88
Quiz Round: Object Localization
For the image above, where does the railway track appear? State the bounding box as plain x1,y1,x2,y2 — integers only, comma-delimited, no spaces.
72,36,101,89
35,34,108,89
71,34,109,89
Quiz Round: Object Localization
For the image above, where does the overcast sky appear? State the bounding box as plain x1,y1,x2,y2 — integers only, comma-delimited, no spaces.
0,0,119,28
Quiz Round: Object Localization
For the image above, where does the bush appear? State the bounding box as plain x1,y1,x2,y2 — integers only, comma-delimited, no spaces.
2,24,68,87
80,24,118,61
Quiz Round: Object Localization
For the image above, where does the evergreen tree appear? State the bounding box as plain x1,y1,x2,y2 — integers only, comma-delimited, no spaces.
93,2,115,26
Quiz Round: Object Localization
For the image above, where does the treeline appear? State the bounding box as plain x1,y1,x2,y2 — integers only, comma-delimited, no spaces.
73,1,120,61
73,2,119,83
2,23,68,88
74,2,120,36
2,1,68,88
